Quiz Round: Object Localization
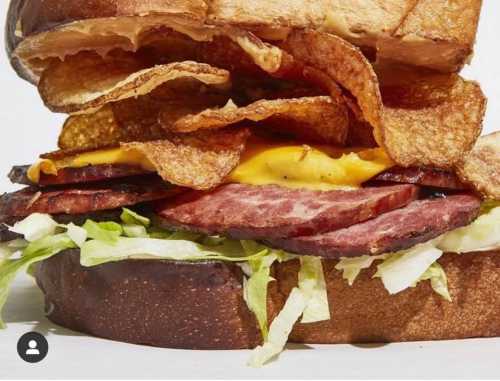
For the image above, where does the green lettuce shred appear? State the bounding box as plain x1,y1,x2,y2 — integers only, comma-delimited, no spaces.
120,208,151,227
82,220,123,243
438,205,500,253
298,256,330,323
10,213,58,242
123,225,149,238
239,242,296,340
242,255,276,340
0,234,76,328
247,256,329,367
374,242,443,295
66,223,88,247
335,254,386,286
80,238,268,267
418,262,451,302
248,287,307,367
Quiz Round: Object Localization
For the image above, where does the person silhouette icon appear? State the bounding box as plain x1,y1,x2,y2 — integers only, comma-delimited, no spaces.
17,332,48,363
25,340,40,356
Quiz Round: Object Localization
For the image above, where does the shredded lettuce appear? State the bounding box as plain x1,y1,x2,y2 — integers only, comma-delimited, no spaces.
242,252,277,339
10,213,58,242
82,220,123,243
418,262,451,302
374,242,443,295
248,287,307,367
298,256,330,323
80,237,268,267
0,234,76,328
123,225,149,238
335,205,500,300
66,223,87,247
121,208,151,227
439,206,500,253
247,256,329,367
335,254,386,286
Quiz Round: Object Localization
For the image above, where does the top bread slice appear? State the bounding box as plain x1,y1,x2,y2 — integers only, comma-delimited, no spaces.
7,0,482,83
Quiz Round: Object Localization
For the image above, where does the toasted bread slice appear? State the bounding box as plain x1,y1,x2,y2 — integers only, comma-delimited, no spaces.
378,0,483,72
34,249,500,349
6,0,483,83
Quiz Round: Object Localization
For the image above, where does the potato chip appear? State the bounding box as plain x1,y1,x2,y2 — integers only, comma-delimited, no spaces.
39,51,231,114
122,128,250,190
280,31,486,168
281,30,384,143
58,80,230,150
381,71,486,169
169,95,349,145
456,132,500,200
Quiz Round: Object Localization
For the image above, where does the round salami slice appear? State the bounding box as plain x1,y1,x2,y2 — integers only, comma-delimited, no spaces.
0,176,177,218
8,164,152,187
265,194,481,258
156,183,419,239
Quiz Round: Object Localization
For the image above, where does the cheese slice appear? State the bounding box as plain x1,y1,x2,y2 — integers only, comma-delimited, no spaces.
229,143,394,190
28,143,393,190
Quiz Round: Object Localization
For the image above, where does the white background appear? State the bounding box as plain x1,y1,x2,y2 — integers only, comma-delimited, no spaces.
0,1,499,379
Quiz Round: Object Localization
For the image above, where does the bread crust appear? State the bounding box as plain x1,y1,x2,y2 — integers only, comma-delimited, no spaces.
34,249,500,349
6,0,483,81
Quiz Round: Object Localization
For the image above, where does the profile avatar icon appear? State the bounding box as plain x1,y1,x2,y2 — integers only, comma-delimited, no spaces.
25,340,40,356
17,332,48,363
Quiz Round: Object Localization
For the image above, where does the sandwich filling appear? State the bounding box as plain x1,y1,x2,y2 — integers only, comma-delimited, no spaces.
1,12,498,368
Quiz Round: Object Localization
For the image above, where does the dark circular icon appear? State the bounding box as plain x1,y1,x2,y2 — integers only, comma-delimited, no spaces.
17,332,48,363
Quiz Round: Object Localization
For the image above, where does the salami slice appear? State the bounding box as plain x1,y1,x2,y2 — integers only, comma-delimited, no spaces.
156,183,419,239
371,167,467,190
265,194,481,258
8,164,151,187
0,176,177,218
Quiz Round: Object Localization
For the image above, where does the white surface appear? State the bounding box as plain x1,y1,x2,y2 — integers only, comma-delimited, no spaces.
1,1,499,379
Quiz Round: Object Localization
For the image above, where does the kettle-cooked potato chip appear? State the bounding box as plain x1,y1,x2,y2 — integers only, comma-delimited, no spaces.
381,74,485,169
281,30,384,143
280,30,486,169
39,51,231,114
168,95,349,145
456,132,500,200
58,79,230,150
122,128,250,190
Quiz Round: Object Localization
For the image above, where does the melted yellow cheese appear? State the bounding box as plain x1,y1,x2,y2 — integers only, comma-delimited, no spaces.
28,143,394,189
229,143,393,190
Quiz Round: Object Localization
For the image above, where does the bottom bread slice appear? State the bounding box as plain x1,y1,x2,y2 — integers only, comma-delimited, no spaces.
34,250,500,349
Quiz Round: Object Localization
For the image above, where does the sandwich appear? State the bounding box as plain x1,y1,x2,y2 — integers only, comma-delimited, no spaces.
1,0,499,367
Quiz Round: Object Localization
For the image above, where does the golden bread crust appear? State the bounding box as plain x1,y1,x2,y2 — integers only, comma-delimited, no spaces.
6,0,483,81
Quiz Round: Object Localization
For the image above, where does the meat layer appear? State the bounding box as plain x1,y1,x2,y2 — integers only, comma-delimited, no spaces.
156,183,419,239
8,164,151,187
0,176,176,218
266,194,481,258
372,167,467,190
